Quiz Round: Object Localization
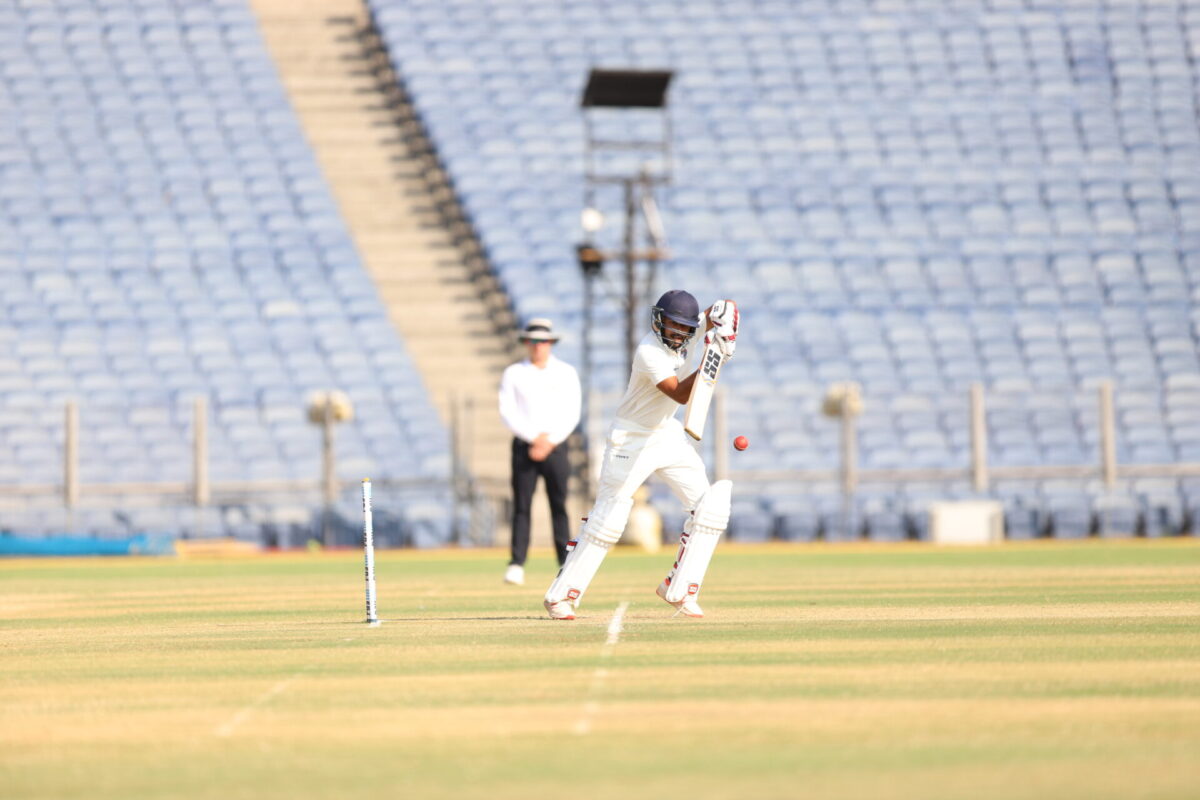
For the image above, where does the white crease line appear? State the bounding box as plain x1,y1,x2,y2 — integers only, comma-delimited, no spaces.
214,630,365,738
605,602,627,645
215,676,296,737
574,601,629,736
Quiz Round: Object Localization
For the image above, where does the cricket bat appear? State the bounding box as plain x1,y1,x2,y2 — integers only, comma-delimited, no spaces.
683,339,728,441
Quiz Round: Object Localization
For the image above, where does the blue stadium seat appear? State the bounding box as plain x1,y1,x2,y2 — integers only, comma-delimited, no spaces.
0,0,452,542
313,0,1200,540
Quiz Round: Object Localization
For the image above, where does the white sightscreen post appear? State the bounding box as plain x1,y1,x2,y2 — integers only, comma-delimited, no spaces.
840,392,858,539
321,395,337,546
64,400,79,509
1099,380,1117,489
193,396,209,506
970,383,989,492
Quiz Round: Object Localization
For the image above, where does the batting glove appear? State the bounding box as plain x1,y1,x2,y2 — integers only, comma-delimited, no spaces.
705,328,737,359
708,299,732,328
711,300,739,338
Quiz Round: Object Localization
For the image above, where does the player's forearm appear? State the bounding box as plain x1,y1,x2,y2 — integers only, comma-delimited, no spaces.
672,371,698,404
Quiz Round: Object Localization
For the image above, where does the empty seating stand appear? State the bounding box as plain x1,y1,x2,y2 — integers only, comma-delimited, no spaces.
0,0,452,544
366,0,1200,540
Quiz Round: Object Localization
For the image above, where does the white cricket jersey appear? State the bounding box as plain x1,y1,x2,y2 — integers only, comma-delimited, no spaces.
498,355,582,445
613,332,692,432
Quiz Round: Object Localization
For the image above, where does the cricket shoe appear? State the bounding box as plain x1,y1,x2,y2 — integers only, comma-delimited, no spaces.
543,599,576,620
504,564,525,585
656,581,704,618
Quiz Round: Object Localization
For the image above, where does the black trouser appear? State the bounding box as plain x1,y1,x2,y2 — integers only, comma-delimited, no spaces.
510,437,571,566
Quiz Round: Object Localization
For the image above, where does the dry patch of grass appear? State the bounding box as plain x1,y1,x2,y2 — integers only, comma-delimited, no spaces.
2,542,1198,800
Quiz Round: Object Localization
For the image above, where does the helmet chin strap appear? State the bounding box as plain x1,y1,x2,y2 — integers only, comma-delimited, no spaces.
651,308,695,351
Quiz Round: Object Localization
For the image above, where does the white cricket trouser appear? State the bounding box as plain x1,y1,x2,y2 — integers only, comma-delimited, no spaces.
595,416,709,512
544,416,710,607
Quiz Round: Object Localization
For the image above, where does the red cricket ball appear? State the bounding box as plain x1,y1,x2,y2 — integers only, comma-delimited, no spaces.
733,435,749,451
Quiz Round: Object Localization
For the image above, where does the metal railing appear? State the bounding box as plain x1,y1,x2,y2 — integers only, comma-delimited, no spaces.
711,380,1200,490
4,380,1197,543
708,380,1199,539
0,395,492,546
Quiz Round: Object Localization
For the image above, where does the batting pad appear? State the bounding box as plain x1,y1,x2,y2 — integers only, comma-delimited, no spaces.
544,495,633,607
663,480,732,603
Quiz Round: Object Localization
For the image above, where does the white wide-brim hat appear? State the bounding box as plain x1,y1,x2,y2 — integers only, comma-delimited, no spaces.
519,318,560,342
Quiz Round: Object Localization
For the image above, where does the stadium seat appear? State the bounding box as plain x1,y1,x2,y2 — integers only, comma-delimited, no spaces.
1,0,452,542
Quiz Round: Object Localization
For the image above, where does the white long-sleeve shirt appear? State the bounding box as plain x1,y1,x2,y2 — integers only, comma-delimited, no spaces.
498,355,582,445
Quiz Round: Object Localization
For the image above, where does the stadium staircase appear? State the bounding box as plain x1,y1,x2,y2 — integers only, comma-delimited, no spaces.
248,0,575,546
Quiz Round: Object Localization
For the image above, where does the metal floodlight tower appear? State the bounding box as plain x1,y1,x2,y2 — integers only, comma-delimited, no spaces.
576,69,673,500
578,68,674,379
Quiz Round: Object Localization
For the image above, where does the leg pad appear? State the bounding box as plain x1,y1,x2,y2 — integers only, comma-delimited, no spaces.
545,495,632,606
663,480,731,603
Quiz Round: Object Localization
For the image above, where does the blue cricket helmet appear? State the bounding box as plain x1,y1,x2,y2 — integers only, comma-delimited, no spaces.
651,289,701,350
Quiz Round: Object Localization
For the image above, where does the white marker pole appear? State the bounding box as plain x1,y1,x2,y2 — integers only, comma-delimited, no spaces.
362,479,379,625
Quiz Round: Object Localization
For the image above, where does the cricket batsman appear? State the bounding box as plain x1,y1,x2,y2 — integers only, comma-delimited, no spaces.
544,290,739,620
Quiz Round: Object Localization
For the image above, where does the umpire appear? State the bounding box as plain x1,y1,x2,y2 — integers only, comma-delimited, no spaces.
497,318,581,585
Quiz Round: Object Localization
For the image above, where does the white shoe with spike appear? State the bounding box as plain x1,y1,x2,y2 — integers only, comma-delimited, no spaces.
543,598,576,620
656,581,704,618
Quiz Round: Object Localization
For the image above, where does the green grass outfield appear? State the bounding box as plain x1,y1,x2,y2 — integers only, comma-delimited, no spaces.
3,540,1199,800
